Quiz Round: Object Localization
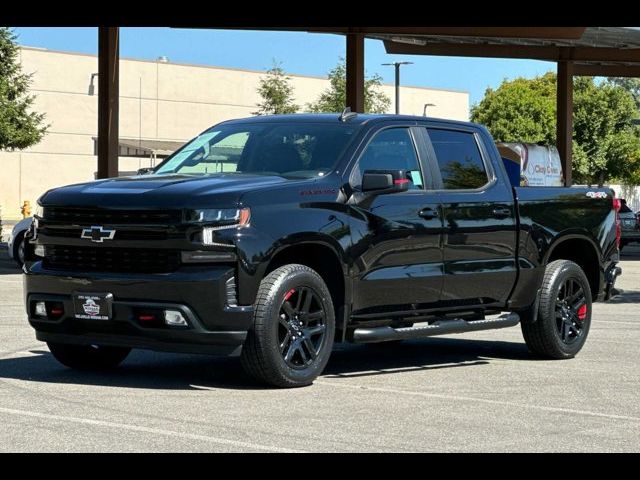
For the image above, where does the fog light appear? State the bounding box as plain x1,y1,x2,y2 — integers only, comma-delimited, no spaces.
163,310,188,327
34,244,45,258
35,301,47,317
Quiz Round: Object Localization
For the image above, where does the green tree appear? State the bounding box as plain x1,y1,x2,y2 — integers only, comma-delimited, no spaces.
253,61,298,115
0,27,47,150
607,77,640,110
471,73,557,144
307,58,391,114
471,73,640,185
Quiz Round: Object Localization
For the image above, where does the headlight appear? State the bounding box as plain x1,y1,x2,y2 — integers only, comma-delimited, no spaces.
188,208,251,246
187,208,250,225
34,204,43,219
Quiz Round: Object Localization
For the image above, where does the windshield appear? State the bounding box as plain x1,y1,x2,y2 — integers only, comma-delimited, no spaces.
154,122,359,178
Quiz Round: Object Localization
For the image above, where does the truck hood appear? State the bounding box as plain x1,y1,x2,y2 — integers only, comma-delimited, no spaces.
39,173,308,208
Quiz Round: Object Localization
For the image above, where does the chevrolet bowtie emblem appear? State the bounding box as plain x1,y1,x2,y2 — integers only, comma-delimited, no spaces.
81,226,116,243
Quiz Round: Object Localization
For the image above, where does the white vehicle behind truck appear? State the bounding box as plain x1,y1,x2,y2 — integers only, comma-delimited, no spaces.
498,142,564,187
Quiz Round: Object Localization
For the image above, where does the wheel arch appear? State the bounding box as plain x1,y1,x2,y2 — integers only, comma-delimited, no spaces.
263,238,350,339
544,234,602,298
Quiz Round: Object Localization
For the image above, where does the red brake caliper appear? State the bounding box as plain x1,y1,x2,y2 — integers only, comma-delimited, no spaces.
284,289,296,302
577,304,588,321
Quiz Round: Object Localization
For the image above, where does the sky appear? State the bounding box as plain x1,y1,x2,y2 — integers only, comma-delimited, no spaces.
13,27,558,107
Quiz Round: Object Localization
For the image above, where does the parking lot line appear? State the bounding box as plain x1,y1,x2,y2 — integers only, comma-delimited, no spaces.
315,380,640,423
0,406,306,453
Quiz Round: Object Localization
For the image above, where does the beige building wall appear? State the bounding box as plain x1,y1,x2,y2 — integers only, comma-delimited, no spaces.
0,47,469,220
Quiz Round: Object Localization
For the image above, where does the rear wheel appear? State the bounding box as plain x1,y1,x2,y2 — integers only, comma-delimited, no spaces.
521,260,592,359
241,264,335,388
47,342,131,370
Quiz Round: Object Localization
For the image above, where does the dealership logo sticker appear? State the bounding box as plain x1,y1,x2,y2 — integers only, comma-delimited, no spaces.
82,298,100,316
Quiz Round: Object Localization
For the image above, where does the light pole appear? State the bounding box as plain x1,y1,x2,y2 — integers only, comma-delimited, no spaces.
382,61,413,114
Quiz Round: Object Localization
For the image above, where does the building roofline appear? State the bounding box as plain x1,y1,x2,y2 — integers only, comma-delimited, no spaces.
18,45,469,95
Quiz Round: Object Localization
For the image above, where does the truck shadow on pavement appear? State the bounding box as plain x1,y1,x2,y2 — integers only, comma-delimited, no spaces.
0,336,532,391
606,289,640,304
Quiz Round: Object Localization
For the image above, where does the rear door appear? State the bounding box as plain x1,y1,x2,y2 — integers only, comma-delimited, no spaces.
421,124,518,308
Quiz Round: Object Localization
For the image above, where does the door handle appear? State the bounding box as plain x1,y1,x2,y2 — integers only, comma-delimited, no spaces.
492,207,511,219
419,208,440,220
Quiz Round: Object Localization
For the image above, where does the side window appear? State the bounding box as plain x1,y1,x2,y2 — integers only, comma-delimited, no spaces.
427,128,489,190
354,128,423,189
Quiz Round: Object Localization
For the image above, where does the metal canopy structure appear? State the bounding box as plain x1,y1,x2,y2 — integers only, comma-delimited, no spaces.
97,26,640,186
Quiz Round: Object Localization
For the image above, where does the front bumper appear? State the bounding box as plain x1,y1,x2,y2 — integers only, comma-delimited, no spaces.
24,261,253,356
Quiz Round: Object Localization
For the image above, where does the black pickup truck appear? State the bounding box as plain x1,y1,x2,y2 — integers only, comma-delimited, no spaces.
24,114,622,387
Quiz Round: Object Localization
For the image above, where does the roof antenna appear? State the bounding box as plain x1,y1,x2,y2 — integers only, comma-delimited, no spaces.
339,107,358,122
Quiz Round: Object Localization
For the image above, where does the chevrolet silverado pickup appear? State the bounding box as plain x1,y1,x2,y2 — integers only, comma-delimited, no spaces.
24,113,622,387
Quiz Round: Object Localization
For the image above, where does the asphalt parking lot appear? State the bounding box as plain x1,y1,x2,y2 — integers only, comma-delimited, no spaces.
0,244,638,452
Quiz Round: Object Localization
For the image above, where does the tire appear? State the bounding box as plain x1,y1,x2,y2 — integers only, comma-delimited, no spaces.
12,231,25,268
521,260,592,359
241,264,335,388
47,342,131,370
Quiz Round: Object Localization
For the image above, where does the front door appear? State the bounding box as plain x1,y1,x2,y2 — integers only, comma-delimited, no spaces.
348,126,443,317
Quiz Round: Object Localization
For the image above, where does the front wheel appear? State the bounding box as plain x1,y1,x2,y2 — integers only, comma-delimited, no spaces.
12,231,26,268
47,342,131,370
241,264,335,388
521,260,592,359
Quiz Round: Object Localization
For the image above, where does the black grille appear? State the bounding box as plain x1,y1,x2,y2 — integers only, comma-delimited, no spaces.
44,246,180,273
43,207,182,225
39,227,169,241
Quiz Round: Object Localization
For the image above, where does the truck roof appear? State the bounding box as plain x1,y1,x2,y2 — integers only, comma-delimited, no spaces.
219,113,477,128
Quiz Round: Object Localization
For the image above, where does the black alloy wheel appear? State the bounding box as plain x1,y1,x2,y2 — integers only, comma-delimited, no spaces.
240,264,335,388
278,286,328,370
521,259,592,359
554,277,588,345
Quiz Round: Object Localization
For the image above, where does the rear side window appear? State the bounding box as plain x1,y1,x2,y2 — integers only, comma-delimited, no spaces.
427,128,489,190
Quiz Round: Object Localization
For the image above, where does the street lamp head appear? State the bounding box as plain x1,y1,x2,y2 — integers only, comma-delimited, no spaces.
88,72,99,96
381,61,414,66
423,103,436,116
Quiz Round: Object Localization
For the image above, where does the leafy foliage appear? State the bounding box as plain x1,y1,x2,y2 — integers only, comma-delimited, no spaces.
471,73,640,185
608,77,640,110
307,58,391,114
0,27,48,150
253,61,299,115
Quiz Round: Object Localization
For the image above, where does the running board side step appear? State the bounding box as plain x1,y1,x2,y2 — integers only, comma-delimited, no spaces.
352,312,520,344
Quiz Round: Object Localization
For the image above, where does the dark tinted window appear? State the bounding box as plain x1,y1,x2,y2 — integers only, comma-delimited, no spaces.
355,128,423,189
427,128,489,190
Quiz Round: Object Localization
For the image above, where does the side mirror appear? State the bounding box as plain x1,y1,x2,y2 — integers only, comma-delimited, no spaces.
362,169,409,194
137,167,155,175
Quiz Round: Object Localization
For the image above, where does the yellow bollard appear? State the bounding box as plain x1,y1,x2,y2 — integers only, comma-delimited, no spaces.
21,200,32,219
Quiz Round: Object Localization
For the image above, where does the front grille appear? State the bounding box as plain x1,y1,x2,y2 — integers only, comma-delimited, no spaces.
39,227,169,241
43,207,183,225
43,246,180,273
